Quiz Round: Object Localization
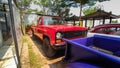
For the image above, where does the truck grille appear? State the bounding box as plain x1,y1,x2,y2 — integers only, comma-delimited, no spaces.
63,30,87,38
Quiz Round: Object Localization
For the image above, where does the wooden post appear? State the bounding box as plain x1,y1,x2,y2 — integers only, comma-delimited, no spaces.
85,19,87,27
73,20,75,26
110,17,112,24
81,20,83,26
103,17,105,24
92,19,95,28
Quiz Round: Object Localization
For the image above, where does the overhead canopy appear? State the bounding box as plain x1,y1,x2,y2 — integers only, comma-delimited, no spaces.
65,10,119,21
81,10,119,20
65,10,119,27
65,15,79,21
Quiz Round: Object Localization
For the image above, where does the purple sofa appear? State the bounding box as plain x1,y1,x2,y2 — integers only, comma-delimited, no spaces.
63,35,120,68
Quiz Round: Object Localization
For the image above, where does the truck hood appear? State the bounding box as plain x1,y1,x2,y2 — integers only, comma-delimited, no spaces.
44,25,87,31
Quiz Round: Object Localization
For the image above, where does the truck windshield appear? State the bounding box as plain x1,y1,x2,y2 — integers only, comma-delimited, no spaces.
44,16,64,25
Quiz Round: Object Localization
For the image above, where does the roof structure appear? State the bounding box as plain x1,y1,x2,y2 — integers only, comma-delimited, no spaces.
81,9,119,20
65,15,79,21
65,10,119,28
65,10,119,21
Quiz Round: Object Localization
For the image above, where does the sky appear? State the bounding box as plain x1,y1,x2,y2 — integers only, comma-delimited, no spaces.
69,0,120,16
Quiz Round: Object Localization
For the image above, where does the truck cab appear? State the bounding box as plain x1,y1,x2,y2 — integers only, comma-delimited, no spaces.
31,15,87,58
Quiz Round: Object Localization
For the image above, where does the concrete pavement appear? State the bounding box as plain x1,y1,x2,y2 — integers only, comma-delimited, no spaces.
0,45,17,68
0,38,17,68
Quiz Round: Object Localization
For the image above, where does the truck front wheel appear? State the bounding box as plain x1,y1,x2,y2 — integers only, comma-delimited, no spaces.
43,38,56,58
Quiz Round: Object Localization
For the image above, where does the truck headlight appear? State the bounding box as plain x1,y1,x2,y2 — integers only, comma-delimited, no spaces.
56,32,62,39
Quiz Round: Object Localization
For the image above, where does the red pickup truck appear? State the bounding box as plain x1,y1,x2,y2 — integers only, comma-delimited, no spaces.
31,15,87,58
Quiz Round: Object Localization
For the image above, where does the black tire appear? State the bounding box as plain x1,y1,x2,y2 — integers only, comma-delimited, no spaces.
42,38,56,58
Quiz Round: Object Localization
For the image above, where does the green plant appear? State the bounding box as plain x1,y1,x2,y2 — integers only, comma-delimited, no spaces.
10,42,14,46
112,20,118,24
25,23,35,32
22,37,28,43
28,45,42,68
83,6,98,15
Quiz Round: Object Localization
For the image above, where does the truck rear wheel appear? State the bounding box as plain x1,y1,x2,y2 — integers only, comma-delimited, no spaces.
43,38,56,58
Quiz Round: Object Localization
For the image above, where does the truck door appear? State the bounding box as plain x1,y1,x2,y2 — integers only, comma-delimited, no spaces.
35,17,43,39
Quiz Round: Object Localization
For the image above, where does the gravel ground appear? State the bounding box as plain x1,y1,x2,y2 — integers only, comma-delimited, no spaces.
24,35,66,68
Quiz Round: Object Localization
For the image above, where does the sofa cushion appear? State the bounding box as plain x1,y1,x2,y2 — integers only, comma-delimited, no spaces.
114,51,120,57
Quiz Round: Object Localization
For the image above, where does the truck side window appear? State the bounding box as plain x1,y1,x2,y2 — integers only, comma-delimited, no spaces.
38,17,42,25
44,17,53,25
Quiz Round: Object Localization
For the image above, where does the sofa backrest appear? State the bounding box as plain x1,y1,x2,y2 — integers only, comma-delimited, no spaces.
93,35,120,52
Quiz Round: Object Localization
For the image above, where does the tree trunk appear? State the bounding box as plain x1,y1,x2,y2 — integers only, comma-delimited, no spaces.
13,0,25,35
79,4,82,21
20,9,26,35
79,4,82,26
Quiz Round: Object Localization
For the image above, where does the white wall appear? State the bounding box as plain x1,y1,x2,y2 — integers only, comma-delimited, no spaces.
24,13,38,25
